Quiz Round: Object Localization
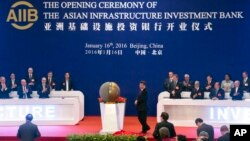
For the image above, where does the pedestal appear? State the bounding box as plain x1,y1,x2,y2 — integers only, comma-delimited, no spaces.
100,103,125,133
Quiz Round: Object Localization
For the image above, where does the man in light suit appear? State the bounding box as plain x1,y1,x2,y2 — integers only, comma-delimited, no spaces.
17,114,41,141
135,80,150,133
210,82,225,100
17,79,32,99
37,77,51,98
61,72,73,91
230,80,243,100
0,76,11,99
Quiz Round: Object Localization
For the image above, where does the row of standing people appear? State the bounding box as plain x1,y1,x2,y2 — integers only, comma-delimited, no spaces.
0,67,74,99
164,71,249,100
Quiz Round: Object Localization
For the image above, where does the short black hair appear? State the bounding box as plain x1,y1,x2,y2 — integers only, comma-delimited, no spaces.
195,118,203,124
177,135,187,141
225,73,231,79
207,74,213,78
161,112,169,121
26,114,33,121
136,136,146,141
140,80,146,85
243,71,248,75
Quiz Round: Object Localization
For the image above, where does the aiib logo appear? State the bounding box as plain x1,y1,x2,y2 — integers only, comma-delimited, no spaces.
6,1,38,30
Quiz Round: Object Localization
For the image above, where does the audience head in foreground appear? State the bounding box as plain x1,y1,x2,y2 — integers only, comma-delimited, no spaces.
176,134,187,141
17,114,41,141
136,136,146,141
218,125,230,141
153,112,176,141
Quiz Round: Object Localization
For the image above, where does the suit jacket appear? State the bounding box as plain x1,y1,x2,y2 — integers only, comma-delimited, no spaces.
209,88,225,100
17,85,32,98
47,77,56,90
242,78,250,92
191,88,204,99
0,85,11,99
230,87,243,100
37,84,51,98
61,79,73,91
169,81,182,99
17,121,41,141
164,78,174,91
181,80,193,91
153,120,176,141
204,81,214,92
197,123,214,141
218,132,230,141
136,88,148,112
26,74,36,90
8,79,18,91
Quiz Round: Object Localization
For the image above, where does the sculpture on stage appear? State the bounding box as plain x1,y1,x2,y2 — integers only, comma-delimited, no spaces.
98,82,126,133
99,82,126,103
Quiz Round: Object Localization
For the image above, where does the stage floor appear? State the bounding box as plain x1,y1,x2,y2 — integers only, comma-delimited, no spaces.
0,116,221,141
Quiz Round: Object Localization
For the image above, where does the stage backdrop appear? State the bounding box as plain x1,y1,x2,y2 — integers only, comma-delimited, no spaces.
0,0,249,115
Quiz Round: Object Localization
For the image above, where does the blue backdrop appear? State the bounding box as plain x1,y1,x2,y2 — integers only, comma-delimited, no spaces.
0,0,250,115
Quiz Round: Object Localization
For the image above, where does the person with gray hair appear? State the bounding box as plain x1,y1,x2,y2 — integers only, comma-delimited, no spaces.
182,74,193,91
191,81,204,99
159,127,170,140
17,114,41,141
0,76,11,99
199,131,209,139
230,80,243,100
17,79,32,99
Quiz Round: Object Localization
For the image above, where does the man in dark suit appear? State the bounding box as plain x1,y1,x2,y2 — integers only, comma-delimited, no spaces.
61,72,73,91
230,80,243,100
47,71,56,90
164,71,174,91
191,81,204,99
153,112,176,141
135,80,150,133
37,77,51,98
169,74,182,99
218,125,230,141
195,118,214,141
9,73,18,91
242,71,250,92
17,79,32,99
26,67,36,90
17,114,41,141
210,82,225,100
204,75,214,92
181,74,193,91
0,76,11,99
